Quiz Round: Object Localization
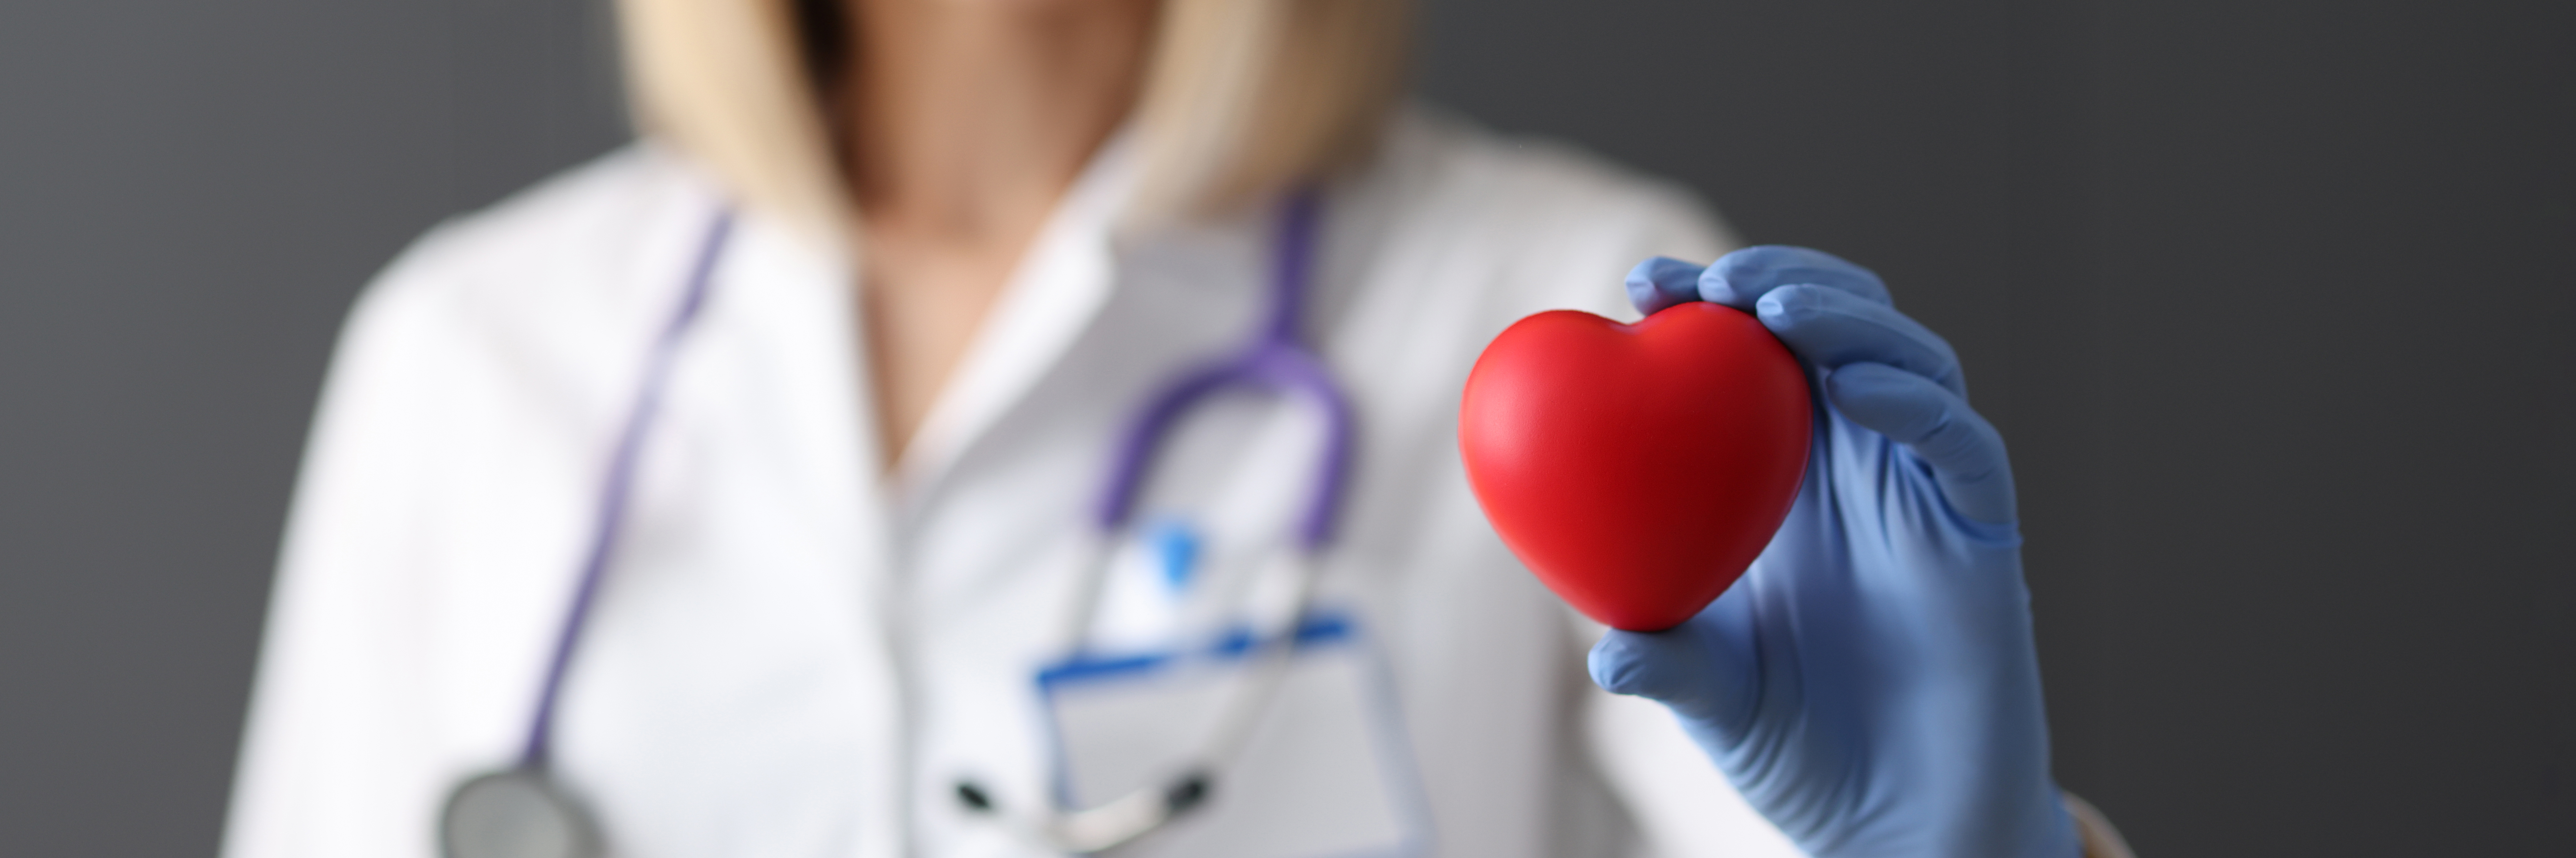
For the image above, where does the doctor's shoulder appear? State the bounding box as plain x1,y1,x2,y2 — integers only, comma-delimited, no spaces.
1358,107,1741,324
318,145,723,415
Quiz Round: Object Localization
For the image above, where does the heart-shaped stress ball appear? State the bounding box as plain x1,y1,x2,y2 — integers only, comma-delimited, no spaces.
1459,303,1812,631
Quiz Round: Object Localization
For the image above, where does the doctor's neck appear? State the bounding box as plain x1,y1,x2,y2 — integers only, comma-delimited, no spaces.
834,0,1158,465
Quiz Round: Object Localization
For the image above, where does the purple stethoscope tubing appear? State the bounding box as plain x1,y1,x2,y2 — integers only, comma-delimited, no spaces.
954,189,1350,854
514,187,1345,770
472,188,1344,856
517,210,735,771
1091,186,1353,552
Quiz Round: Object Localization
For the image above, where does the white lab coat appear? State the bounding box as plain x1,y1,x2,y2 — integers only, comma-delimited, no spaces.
222,109,1807,858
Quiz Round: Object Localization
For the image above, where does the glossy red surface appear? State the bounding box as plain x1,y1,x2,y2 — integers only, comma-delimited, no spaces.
1459,303,1812,631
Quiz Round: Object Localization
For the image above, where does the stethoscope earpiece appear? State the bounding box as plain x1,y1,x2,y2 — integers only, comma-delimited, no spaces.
950,768,1221,853
1163,770,1212,814
955,779,995,812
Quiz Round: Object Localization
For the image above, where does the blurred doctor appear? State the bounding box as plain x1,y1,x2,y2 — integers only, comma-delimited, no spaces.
224,0,2131,856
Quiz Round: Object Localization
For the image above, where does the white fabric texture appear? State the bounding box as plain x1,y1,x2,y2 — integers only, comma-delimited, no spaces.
222,109,1807,858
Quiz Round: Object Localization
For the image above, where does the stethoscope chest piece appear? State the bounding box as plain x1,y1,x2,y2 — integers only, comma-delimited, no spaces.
441,769,604,858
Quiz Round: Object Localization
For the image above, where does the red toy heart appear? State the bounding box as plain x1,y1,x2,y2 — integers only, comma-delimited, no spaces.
1458,303,1812,631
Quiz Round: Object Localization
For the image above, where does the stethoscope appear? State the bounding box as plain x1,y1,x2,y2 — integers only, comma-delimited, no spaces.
440,189,1351,858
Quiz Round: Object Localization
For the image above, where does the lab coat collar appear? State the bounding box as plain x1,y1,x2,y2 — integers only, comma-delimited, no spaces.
890,129,1145,498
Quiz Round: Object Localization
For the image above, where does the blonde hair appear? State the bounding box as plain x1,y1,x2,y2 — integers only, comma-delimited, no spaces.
614,0,1409,238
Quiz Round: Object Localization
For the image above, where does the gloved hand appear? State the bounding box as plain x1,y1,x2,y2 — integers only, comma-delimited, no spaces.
1591,246,2078,858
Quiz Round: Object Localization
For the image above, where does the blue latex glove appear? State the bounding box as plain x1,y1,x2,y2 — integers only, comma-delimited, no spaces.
1593,247,2078,858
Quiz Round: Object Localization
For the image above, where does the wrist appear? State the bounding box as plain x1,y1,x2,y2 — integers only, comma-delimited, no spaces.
2062,792,2136,858
1910,780,2083,858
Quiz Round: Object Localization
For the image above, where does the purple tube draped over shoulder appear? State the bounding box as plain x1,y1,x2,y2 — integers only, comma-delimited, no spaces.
520,210,734,770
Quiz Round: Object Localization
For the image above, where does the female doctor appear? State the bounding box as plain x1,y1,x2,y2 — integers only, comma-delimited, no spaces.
224,0,2133,856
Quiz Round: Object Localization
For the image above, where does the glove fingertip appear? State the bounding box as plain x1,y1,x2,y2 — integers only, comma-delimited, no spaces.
1751,283,1827,333
1586,630,1663,698
1698,247,1774,309
1706,245,1893,306
1626,256,1705,315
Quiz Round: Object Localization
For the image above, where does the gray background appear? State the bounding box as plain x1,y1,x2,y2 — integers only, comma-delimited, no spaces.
1,0,2567,854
